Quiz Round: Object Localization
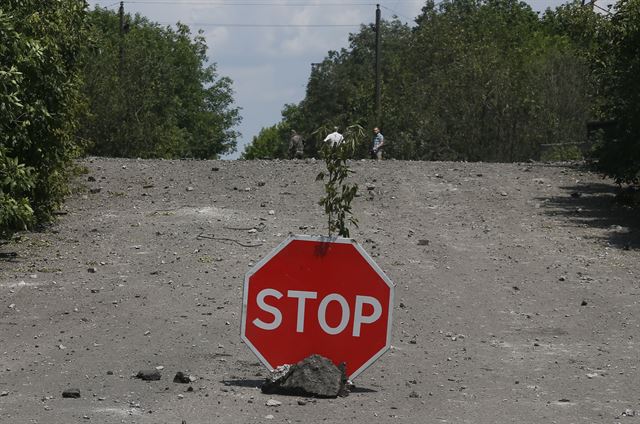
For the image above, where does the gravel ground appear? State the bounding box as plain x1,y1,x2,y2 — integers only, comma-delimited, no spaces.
1,157,639,424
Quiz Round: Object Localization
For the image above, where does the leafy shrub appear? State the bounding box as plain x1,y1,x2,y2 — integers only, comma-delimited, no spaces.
0,1,87,238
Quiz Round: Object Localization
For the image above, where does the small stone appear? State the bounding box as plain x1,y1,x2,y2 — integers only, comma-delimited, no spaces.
1,391,8,397
297,399,307,405
8,303,15,309
623,409,636,417
417,239,429,246
186,186,194,192
173,372,191,384
177,394,184,399
266,399,282,407
409,391,420,398
89,187,101,194
144,331,151,336
106,371,114,375
265,415,274,420
500,192,508,197
87,267,97,273
257,181,266,187
581,300,588,306
586,373,598,379
558,276,566,282
211,167,219,171
268,210,275,215
62,388,81,398
136,370,161,381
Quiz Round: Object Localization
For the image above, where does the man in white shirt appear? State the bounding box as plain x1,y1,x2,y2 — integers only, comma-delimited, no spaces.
323,127,344,147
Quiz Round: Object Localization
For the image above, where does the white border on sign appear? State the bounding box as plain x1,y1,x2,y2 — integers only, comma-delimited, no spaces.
240,235,395,380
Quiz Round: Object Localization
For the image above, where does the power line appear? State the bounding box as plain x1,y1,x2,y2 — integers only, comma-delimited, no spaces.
95,0,425,6
127,1,376,5
380,5,413,21
158,21,362,27
591,2,613,15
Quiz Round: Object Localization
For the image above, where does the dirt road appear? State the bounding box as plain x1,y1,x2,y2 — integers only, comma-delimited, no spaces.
1,158,638,423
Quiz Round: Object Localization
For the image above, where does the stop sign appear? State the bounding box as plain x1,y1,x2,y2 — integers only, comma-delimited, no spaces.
241,235,394,380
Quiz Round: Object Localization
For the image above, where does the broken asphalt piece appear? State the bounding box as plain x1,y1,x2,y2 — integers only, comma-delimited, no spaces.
261,354,349,398
136,369,161,381
173,372,192,384
62,388,81,398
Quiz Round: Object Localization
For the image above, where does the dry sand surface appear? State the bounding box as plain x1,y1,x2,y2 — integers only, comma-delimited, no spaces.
1,157,639,423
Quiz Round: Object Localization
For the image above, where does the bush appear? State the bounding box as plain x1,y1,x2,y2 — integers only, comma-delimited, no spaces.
0,1,87,238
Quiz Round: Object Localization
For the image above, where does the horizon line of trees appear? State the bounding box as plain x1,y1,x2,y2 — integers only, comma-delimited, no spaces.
242,0,640,187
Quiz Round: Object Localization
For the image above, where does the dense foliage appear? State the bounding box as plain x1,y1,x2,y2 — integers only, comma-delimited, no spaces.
80,8,241,159
591,0,640,184
1,3,242,239
244,0,607,163
1,0,87,238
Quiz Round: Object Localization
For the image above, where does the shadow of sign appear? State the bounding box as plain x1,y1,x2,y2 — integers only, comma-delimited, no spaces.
221,378,379,395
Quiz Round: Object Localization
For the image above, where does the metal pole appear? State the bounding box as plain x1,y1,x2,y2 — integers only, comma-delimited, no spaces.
374,4,381,127
119,2,125,76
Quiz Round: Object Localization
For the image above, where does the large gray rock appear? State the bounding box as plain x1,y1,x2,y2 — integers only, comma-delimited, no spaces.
261,354,348,398
136,369,161,381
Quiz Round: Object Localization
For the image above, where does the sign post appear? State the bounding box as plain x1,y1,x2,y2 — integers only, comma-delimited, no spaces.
241,235,394,380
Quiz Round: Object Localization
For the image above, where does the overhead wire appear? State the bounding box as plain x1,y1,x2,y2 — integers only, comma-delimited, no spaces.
158,22,362,27
126,1,376,5
91,0,423,30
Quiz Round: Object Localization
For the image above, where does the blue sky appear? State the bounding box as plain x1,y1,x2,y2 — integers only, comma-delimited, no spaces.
91,0,572,158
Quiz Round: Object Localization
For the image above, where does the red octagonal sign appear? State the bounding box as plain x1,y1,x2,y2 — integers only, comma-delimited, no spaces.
241,235,394,380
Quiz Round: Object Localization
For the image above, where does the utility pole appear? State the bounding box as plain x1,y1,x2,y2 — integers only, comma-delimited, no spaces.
119,1,125,76
374,4,381,127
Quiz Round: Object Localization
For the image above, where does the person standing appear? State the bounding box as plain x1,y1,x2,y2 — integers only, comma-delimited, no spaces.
371,127,384,160
289,130,304,159
323,127,344,148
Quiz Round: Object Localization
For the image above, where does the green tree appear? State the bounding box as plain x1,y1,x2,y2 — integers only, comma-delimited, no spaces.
592,0,640,184
244,0,595,163
242,124,287,159
1,0,88,238
80,8,240,159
